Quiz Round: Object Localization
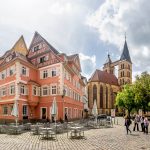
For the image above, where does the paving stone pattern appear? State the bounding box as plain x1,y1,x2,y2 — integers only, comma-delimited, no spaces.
0,118,149,150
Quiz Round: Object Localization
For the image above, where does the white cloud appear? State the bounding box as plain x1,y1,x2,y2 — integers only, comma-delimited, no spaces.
87,0,150,77
79,53,96,79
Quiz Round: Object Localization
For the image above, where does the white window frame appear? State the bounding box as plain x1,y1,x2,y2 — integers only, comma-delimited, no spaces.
43,70,48,79
51,85,57,95
42,86,49,96
51,68,57,77
1,87,6,97
22,105,28,116
22,66,26,75
9,84,15,95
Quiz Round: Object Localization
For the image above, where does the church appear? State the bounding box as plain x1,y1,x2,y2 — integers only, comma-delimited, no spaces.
87,38,132,115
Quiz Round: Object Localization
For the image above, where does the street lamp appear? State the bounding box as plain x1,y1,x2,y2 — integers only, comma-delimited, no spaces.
62,89,66,121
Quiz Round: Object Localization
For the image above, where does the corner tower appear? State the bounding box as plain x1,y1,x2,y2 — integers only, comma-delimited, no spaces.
118,38,132,86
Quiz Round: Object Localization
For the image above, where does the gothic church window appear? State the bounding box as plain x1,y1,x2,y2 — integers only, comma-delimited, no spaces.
93,85,97,102
100,85,103,108
106,86,108,108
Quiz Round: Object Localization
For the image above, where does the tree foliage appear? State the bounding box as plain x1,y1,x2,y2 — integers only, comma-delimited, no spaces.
134,72,150,112
115,72,150,114
115,84,135,115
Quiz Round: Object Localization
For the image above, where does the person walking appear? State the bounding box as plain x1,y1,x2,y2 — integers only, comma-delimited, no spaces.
144,117,149,134
133,115,139,131
125,116,132,134
140,116,144,132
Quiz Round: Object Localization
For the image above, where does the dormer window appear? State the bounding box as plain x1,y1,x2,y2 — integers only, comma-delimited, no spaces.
34,45,40,52
40,56,45,63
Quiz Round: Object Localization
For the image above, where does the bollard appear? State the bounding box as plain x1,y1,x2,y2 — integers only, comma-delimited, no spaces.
117,119,118,125
114,117,115,124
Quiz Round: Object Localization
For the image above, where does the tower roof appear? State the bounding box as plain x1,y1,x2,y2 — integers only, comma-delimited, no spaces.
120,39,132,63
104,54,112,64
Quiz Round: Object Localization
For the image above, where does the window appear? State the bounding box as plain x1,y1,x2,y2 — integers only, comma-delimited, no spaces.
106,87,108,109
100,85,103,108
51,86,57,95
22,105,28,116
1,71,6,79
43,70,48,79
22,67,26,75
93,85,97,102
2,87,6,96
10,85,15,95
20,85,27,95
3,106,8,115
40,56,45,63
33,86,38,96
34,45,40,51
42,87,48,96
51,68,56,77
9,68,14,76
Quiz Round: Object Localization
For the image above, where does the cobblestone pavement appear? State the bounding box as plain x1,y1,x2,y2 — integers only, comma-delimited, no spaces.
0,118,150,150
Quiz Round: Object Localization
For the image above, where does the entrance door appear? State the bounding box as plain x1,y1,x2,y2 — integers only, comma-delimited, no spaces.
41,108,47,119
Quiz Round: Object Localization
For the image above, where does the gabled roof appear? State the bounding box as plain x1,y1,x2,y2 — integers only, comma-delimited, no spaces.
67,54,81,72
11,36,28,56
120,40,132,63
29,31,59,55
89,69,118,86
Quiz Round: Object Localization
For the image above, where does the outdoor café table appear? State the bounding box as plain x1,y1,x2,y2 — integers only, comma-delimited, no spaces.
40,127,54,139
31,124,43,135
69,126,84,138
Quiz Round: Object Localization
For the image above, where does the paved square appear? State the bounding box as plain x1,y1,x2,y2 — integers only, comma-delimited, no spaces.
0,118,150,150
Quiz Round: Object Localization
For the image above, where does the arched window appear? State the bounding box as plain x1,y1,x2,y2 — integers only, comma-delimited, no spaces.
93,85,97,103
106,86,108,109
88,86,90,107
111,88,114,108
100,85,103,108
122,71,124,77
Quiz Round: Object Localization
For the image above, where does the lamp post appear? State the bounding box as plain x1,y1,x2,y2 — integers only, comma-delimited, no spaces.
62,89,66,121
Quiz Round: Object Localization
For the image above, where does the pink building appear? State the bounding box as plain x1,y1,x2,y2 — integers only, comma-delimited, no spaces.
0,32,86,123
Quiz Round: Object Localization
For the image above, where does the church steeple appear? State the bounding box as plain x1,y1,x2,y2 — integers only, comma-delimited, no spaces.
120,36,132,63
105,53,112,64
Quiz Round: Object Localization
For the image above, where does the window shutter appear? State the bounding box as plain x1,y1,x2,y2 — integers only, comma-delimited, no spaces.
56,68,60,76
45,55,49,61
26,68,29,77
38,87,41,96
20,65,22,75
7,68,10,77
40,71,43,79
25,86,28,95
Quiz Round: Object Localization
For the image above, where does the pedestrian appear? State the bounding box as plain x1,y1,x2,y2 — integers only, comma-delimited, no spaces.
140,116,144,132
125,116,132,134
144,117,149,134
65,113,68,122
133,115,139,131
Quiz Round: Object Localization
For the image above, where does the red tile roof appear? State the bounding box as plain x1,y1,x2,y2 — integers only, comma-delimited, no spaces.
89,69,119,86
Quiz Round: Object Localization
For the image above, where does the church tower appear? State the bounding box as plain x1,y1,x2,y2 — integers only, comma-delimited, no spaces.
103,54,114,74
118,37,132,86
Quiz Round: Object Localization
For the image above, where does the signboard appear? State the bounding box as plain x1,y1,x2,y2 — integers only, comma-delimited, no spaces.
139,109,142,116
111,109,115,118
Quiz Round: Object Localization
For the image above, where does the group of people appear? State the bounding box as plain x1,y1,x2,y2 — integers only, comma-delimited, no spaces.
125,114,149,135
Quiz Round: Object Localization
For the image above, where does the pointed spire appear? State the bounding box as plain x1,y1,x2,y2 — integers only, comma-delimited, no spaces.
104,53,112,64
11,35,28,56
120,35,132,63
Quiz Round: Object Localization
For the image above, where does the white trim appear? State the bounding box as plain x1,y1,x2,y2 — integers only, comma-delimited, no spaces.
0,81,15,87
0,99,27,102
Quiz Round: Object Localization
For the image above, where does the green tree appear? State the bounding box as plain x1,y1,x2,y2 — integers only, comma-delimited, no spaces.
115,84,135,116
134,72,150,113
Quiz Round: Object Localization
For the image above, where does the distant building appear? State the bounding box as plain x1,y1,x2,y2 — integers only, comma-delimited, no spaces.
0,32,86,122
88,38,132,115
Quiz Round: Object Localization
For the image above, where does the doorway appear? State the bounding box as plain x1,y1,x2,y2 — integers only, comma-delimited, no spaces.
41,107,47,119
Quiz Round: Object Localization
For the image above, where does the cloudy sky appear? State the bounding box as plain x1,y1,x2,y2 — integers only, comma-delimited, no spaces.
0,0,150,80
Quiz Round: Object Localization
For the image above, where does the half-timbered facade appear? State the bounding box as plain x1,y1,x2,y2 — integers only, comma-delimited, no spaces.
0,32,86,122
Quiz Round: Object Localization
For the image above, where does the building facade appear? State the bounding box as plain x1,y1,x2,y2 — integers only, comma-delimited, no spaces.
0,32,86,122
88,38,132,115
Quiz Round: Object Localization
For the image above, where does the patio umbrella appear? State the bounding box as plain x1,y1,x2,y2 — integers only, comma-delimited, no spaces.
51,97,57,126
11,99,18,126
92,99,98,123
